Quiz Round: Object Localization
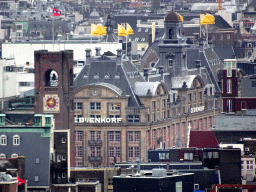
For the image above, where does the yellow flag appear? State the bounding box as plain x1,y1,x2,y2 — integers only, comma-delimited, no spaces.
91,24,102,36
177,13,183,22
118,24,128,36
101,26,107,36
126,23,134,35
201,13,215,25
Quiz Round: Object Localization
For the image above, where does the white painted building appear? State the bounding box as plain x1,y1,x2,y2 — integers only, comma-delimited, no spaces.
2,41,122,67
241,155,255,183
0,59,34,98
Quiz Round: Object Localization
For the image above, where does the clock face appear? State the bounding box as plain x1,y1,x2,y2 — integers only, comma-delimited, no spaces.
92,89,98,96
43,94,60,113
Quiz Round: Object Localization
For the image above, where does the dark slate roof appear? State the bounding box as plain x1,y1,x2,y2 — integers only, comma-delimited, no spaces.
214,15,232,29
189,131,219,148
241,75,256,97
214,130,256,144
183,26,200,37
74,57,145,107
203,48,224,92
213,46,235,60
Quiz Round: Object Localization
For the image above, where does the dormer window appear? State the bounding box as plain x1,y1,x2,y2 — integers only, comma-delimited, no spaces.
94,73,99,79
168,59,173,68
83,73,88,79
115,73,120,79
104,72,110,79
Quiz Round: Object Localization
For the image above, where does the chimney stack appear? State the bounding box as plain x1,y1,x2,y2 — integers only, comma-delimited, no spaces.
85,49,91,65
117,49,122,65
95,47,101,56
143,68,149,82
158,66,164,80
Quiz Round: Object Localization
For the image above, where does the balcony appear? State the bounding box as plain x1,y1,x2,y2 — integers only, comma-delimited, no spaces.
88,140,102,146
88,156,102,162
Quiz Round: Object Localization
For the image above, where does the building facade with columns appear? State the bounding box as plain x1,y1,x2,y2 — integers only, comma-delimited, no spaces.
73,12,222,167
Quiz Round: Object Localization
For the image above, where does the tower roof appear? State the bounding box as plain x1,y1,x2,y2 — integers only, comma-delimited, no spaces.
165,12,181,23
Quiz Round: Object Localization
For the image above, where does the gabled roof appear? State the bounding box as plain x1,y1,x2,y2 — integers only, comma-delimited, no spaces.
189,131,219,148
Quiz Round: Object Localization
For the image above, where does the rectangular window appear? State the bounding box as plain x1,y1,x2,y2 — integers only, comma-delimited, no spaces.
109,103,121,110
62,173,66,178
75,131,82,142
96,103,101,110
91,147,96,157
227,99,232,112
19,82,31,86
135,147,140,157
45,117,51,124
152,101,156,110
76,146,83,157
128,147,133,157
115,147,120,157
115,131,121,141
176,181,182,192
241,161,244,170
134,131,140,142
227,79,232,93
184,153,193,160
109,147,114,157
134,115,140,122
109,131,114,141
36,158,40,164
247,160,254,170
220,34,223,40
128,115,133,122
90,103,95,110
35,176,39,182
90,131,95,141
96,131,101,140
96,147,101,157
76,102,83,110
168,59,173,67
227,34,230,40
128,132,133,141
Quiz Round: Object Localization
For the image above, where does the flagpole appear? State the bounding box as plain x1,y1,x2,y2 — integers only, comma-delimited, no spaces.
126,35,128,58
52,16,54,51
206,24,208,45
199,16,201,38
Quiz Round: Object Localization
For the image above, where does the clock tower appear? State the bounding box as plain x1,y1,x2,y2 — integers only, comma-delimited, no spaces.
34,50,75,182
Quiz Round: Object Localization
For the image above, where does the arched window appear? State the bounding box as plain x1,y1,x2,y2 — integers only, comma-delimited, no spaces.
13,135,20,146
169,29,172,39
0,135,7,145
0,153,6,158
11,153,18,158
94,73,99,79
83,73,88,79
104,72,110,79
115,73,120,79
45,70,58,87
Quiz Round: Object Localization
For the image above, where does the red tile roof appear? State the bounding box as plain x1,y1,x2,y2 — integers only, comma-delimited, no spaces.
189,131,219,148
